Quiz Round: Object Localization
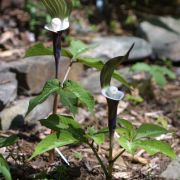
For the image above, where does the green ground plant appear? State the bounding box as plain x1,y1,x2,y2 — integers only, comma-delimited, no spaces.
131,62,176,87
0,135,18,180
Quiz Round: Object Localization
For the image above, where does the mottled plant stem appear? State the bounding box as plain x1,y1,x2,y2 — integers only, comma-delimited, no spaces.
49,31,62,162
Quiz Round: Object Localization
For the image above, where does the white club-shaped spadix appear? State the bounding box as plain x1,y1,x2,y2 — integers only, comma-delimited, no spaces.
102,86,124,101
45,17,69,32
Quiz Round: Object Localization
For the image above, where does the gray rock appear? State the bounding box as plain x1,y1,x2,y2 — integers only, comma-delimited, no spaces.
81,70,127,94
0,96,53,130
81,71,101,94
159,16,180,34
161,156,180,180
0,62,9,72
138,16,180,62
83,36,153,61
9,56,83,95
0,72,17,111
81,67,152,98
175,67,180,77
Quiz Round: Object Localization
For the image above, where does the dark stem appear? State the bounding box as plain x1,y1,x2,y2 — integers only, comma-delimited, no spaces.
108,131,114,180
106,98,119,180
88,142,109,178
49,31,62,162
112,149,125,164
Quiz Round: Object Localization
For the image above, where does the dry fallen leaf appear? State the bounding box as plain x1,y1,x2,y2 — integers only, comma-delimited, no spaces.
113,171,132,179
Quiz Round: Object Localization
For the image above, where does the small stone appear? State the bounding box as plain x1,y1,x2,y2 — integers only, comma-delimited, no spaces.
0,96,53,130
83,36,153,61
0,72,17,111
161,156,180,180
9,56,83,95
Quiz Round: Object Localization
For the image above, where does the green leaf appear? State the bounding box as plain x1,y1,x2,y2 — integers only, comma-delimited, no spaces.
59,89,78,114
40,114,86,142
117,118,135,139
73,152,82,160
135,124,168,140
125,94,144,104
0,155,11,180
25,43,53,57
26,79,60,115
118,119,134,132
152,65,176,79
151,68,167,87
136,140,176,159
131,63,151,72
77,57,130,88
100,43,134,88
117,136,138,154
87,128,108,145
63,80,95,112
160,66,176,79
30,132,78,160
0,135,18,148
116,128,129,138
113,70,130,88
61,48,73,58
77,57,104,70
69,40,96,58
40,114,82,131
131,63,176,87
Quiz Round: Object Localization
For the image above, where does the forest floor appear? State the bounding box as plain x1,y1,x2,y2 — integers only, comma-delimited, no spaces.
1,73,179,179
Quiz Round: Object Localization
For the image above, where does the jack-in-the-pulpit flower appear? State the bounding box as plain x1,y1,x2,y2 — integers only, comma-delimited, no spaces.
101,86,124,134
42,0,72,78
102,86,124,133
100,44,134,134
42,0,72,32
40,0,72,163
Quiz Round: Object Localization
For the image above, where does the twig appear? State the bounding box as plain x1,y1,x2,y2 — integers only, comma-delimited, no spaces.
61,59,75,87
55,148,70,166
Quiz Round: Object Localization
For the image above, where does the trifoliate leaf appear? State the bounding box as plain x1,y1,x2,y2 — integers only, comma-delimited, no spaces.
135,124,168,140
63,80,95,112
